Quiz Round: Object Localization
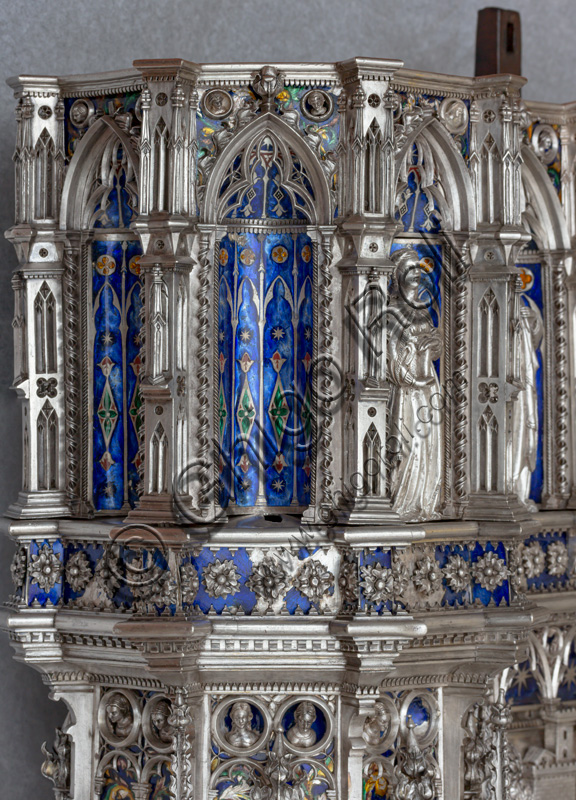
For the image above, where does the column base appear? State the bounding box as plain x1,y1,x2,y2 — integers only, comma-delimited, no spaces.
339,496,400,525
465,491,535,522
6,490,70,519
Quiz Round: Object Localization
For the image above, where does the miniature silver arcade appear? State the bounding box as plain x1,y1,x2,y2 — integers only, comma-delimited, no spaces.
4,31,576,800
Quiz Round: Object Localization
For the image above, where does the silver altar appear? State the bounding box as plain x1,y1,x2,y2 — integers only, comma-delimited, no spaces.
3,56,576,799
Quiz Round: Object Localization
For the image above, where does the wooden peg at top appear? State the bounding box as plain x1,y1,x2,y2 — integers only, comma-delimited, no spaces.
475,7,522,76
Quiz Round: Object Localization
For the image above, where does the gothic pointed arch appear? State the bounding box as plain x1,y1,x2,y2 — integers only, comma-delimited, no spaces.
211,115,327,514
395,117,476,232
201,113,333,226
59,115,144,514
517,146,571,508
59,116,140,230
520,145,571,253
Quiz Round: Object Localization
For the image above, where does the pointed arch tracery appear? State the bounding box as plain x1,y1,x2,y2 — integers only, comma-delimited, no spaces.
211,119,325,514
60,116,139,230
517,146,571,507
395,136,443,233
395,117,476,233
60,117,143,513
391,117,475,518
520,145,571,254
202,113,333,226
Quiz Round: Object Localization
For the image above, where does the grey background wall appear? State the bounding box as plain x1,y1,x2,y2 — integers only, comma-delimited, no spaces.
0,0,573,794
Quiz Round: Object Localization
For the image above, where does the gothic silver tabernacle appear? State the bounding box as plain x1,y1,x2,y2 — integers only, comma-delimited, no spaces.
3,53,576,800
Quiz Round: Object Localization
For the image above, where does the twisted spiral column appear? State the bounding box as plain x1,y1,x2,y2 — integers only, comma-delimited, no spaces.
553,263,569,500
317,232,335,521
135,268,146,495
453,250,470,509
197,230,213,508
63,243,80,511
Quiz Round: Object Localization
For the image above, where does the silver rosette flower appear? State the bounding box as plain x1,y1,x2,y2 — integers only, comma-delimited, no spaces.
507,545,527,594
521,542,545,579
442,554,470,593
338,560,359,605
202,558,240,598
247,557,288,604
546,541,569,577
130,562,165,611
294,559,334,604
360,563,394,605
29,543,63,591
180,562,200,605
413,555,442,596
95,544,123,593
471,551,507,592
10,546,27,590
156,574,178,607
391,555,409,596
65,551,92,593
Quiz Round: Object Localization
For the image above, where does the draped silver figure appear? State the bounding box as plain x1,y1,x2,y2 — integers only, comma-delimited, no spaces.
510,288,543,510
388,248,442,522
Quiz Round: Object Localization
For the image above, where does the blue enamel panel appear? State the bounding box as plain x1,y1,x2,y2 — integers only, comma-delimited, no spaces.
217,163,313,510
435,542,510,607
407,696,429,726
396,143,442,233
92,240,143,511
295,234,314,504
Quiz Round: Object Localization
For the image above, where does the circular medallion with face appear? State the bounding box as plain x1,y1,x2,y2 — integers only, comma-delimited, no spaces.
202,89,233,120
439,98,468,134
301,89,334,123
70,99,93,128
532,123,559,165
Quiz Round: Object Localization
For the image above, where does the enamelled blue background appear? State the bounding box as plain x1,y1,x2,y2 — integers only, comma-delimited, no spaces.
90,141,143,511
92,239,143,511
217,136,314,510
396,141,443,234
218,232,314,509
